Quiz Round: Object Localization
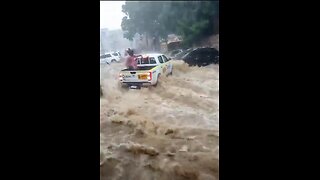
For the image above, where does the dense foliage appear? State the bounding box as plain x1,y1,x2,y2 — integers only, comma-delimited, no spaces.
121,1,219,46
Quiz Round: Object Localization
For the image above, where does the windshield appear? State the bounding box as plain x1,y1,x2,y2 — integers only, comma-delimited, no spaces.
112,53,118,56
136,57,156,65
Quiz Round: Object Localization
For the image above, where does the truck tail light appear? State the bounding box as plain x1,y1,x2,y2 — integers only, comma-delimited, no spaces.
148,72,152,81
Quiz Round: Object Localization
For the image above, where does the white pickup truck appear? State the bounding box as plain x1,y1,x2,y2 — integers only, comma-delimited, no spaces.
119,53,173,88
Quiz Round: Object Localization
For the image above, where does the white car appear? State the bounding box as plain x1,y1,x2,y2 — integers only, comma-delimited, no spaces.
100,53,120,64
111,52,121,62
100,54,111,64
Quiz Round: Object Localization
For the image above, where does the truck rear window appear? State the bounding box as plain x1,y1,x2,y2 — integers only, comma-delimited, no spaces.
137,57,156,65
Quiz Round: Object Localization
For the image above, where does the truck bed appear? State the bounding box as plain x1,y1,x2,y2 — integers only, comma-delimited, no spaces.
121,66,156,71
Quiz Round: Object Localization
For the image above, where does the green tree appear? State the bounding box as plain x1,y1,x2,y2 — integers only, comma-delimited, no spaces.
121,1,219,47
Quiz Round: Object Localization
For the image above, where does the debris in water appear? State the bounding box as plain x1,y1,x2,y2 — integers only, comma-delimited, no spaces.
165,129,174,135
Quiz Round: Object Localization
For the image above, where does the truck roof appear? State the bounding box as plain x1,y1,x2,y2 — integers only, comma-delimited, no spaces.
141,53,163,57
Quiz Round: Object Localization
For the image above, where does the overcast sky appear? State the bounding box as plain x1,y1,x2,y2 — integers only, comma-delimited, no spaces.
100,1,126,30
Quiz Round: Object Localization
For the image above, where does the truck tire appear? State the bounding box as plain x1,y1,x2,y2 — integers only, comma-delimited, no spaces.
154,74,161,87
111,59,116,63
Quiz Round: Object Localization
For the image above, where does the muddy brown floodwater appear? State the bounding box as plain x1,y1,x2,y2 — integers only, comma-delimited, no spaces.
100,60,219,180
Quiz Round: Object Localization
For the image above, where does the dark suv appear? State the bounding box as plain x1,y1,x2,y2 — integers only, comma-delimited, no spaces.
182,48,219,66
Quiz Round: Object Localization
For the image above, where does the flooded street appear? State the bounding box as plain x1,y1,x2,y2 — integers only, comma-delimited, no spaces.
100,60,219,180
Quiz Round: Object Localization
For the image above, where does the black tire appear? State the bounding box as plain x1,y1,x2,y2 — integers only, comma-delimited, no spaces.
111,59,116,62
154,74,161,87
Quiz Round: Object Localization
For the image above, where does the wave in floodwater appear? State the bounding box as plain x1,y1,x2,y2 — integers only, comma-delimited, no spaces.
100,60,219,180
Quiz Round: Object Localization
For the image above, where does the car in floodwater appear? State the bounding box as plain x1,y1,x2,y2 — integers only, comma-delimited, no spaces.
100,52,120,64
182,48,219,66
111,52,122,62
100,54,111,64
118,53,173,89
